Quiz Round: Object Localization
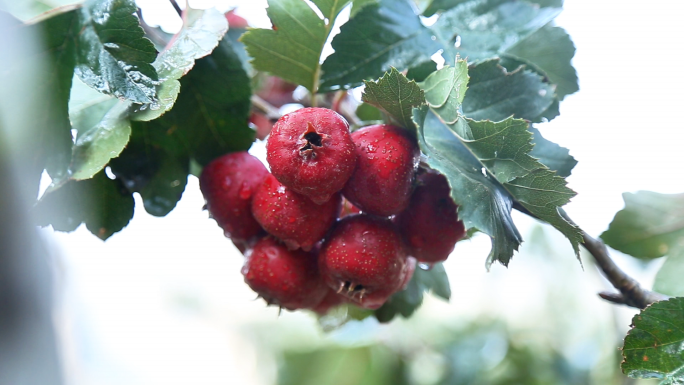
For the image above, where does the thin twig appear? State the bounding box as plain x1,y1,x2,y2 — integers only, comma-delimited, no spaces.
250,95,281,120
514,203,668,309
168,0,182,16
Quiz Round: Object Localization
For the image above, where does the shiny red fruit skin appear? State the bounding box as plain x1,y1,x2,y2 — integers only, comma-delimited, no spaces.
394,172,466,263
252,174,341,251
266,107,356,204
242,237,328,310
319,215,409,309
199,152,268,241
342,124,420,216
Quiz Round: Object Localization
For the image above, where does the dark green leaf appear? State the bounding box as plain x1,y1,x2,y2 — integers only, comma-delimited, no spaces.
374,263,450,322
601,192,684,260
319,0,441,92
109,129,189,217
131,7,228,121
462,59,554,122
415,62,581,266
350,0,377,17
161,39,255,165
75,0,158,104
34,171,134,240
502,24,578,100
622,297,684,383
362,67,425,131
241,0,350,92
433,0,561,64
406,60,437,82
654,247,684,298
529,126,576,177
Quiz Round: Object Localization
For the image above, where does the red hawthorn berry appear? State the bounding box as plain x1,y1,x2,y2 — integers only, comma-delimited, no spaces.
319,215,409,309
256,76,297,108
199,152,268,241
242,237,328,310
398,257,417,291
394,172,466,263
342,124,420,217
266,107,356,205
251,173,341,251
224,10,249,29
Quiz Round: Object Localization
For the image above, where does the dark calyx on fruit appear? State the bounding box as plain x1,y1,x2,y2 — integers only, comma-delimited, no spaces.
199,152,268,241
319,214,409,309
252,173,341,251
395,172,466,263
266,107,356,205
242,237,328,310
342,124,419,216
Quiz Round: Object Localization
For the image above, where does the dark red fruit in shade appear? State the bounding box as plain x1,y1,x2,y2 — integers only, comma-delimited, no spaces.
311,287,348,315
342,124,420,216
256,76,297,108
252,174,341,251
199,152,268,241
394,172,466,263
242,237,328,310
318,215,409,310
266,107,356,205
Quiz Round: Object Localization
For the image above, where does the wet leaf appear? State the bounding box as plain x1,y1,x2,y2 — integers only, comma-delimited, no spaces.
362,67,425,131
74,0,159,104
622,297,684,384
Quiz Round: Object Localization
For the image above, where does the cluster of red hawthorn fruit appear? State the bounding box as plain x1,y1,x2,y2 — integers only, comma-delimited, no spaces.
199,107,466,314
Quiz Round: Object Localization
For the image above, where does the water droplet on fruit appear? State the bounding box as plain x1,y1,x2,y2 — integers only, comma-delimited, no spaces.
239,183,252,199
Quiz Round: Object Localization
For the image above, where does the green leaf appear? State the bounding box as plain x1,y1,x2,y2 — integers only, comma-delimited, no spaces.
654,247,684,298
34,171,134,240
374,263,450,322
406,60,437,82
422,0,563,17
131,7,228,121
528,126,577,178
415,62,581,266
621,297,684,383
68,101,131,180
601,192,684,260
433,0,561,64
319,0,441,92
109,129,189,217
502,24,578,100
361,67,425,131
350,0,377,17
462,59,554,122
355,103,383,121
240,0,351,93
75,0,159,104
160,38,255,165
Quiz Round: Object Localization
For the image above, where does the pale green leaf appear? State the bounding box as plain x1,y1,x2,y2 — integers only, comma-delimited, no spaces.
415,61,580,266
654,247,684,298
529,126,577,178
601,192,684,260
462,59,555,122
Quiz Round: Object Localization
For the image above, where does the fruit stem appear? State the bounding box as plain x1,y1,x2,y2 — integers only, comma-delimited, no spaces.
514,203,668,309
